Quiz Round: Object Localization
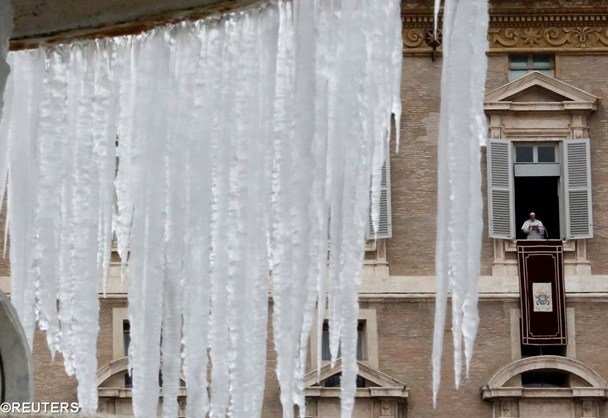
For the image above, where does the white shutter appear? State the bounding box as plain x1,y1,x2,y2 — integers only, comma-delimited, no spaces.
487,139,515,239
564,139,593,239
367,158,392,239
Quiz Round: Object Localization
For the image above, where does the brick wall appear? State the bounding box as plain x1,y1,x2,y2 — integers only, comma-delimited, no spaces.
558,54,608,274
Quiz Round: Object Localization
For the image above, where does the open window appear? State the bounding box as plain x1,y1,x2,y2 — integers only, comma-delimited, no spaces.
488,138,592,240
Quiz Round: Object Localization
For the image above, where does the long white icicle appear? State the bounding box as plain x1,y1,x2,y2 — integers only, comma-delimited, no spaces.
0,0,12,237
432,0,489,406
0,0,11,124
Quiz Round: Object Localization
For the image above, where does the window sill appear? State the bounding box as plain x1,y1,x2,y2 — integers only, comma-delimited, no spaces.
504,239,575,252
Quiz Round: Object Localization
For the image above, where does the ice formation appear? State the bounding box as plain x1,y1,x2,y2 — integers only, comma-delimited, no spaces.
432,0,489,406
0,0,10,112
0,1,402,417
0,0,11,195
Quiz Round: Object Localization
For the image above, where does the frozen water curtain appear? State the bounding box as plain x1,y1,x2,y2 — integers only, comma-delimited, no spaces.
0,1,402,417
0,1,10,142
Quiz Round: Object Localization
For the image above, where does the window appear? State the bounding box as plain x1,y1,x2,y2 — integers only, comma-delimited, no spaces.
514,144,557,164
123,320,131,357
487,139,593,240
321,321,365,362
522,370,570,388
310,308,379,369
509,54,555,80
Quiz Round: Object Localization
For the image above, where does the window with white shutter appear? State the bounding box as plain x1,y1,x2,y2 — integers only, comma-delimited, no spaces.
488,139,515,239
563,139,593,239
367,157,392,239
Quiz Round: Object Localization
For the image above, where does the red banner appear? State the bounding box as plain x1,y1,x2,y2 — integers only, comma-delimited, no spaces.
517,240,566,345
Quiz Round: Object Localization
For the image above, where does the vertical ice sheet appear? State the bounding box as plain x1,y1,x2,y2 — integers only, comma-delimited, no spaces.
1,1,402,416
0,0,12,127
4,50,43,348
181,21,213,418
127,29,170,418
0,0,12,249
33,48,68,357
1,44,117,414
432,0,489,406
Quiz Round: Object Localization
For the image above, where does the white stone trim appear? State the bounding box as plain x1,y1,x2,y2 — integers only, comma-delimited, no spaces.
484,355,607,392
0,290,33,402
309,308,379,369
112,307,129,359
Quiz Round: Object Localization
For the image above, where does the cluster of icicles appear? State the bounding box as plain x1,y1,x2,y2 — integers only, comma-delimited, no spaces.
432,0,489,407
0,1,402,417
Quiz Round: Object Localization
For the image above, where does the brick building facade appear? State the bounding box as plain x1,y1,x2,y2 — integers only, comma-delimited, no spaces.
3,1,608,417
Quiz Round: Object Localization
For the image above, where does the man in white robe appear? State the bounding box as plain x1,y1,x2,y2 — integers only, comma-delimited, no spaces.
521,212,545,240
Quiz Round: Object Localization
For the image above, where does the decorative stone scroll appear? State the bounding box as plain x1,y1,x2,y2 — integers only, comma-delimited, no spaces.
402,8,608,54
489,26,608,49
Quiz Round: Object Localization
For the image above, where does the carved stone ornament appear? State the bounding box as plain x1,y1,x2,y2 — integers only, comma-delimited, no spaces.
582,400,597,417
499,400,518,417
402,7,608,54
489,26,608,50
380,401,394,417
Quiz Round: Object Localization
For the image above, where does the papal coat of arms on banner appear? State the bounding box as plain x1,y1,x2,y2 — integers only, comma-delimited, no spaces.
533,282,553,312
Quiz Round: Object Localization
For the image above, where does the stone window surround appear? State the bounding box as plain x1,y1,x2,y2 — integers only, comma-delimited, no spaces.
112,307,129,359
481,355,608,418
309,308,379,370
509,307,576,364
485,71,598,278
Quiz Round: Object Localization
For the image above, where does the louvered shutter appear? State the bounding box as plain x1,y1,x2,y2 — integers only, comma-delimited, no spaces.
487,139,515,238
367,158,392,239
564,139,593,239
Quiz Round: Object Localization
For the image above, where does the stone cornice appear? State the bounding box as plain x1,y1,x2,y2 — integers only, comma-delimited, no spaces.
402,9,608,54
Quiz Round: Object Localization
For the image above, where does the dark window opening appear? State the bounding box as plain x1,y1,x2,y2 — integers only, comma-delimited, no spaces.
516,146,534,163
522,369,569,388
322,373,366,388
538,146,556,163
515,176,560,239
321,321,365,361
124,372,132,388
123,320,130,357
521,344,567,357
123,370,163,389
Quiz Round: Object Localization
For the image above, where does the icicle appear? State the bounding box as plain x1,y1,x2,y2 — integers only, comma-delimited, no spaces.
269,3,298,417
159,23,191,418
92,39,119,295
6,50,44,348
432,0,488,406
114,37,136,274
434,0,441,41
207,17,237,418
127,28,171,418
31,48,68,356
181,21,213,418
0,0,12,124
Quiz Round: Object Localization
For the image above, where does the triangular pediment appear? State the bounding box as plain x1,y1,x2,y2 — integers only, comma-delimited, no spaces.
304,358,407,390
485,71,598,111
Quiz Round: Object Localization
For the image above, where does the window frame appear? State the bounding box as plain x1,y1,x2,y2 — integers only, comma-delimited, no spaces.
508,53,555,81
310,308,379,369
487,138,593,240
